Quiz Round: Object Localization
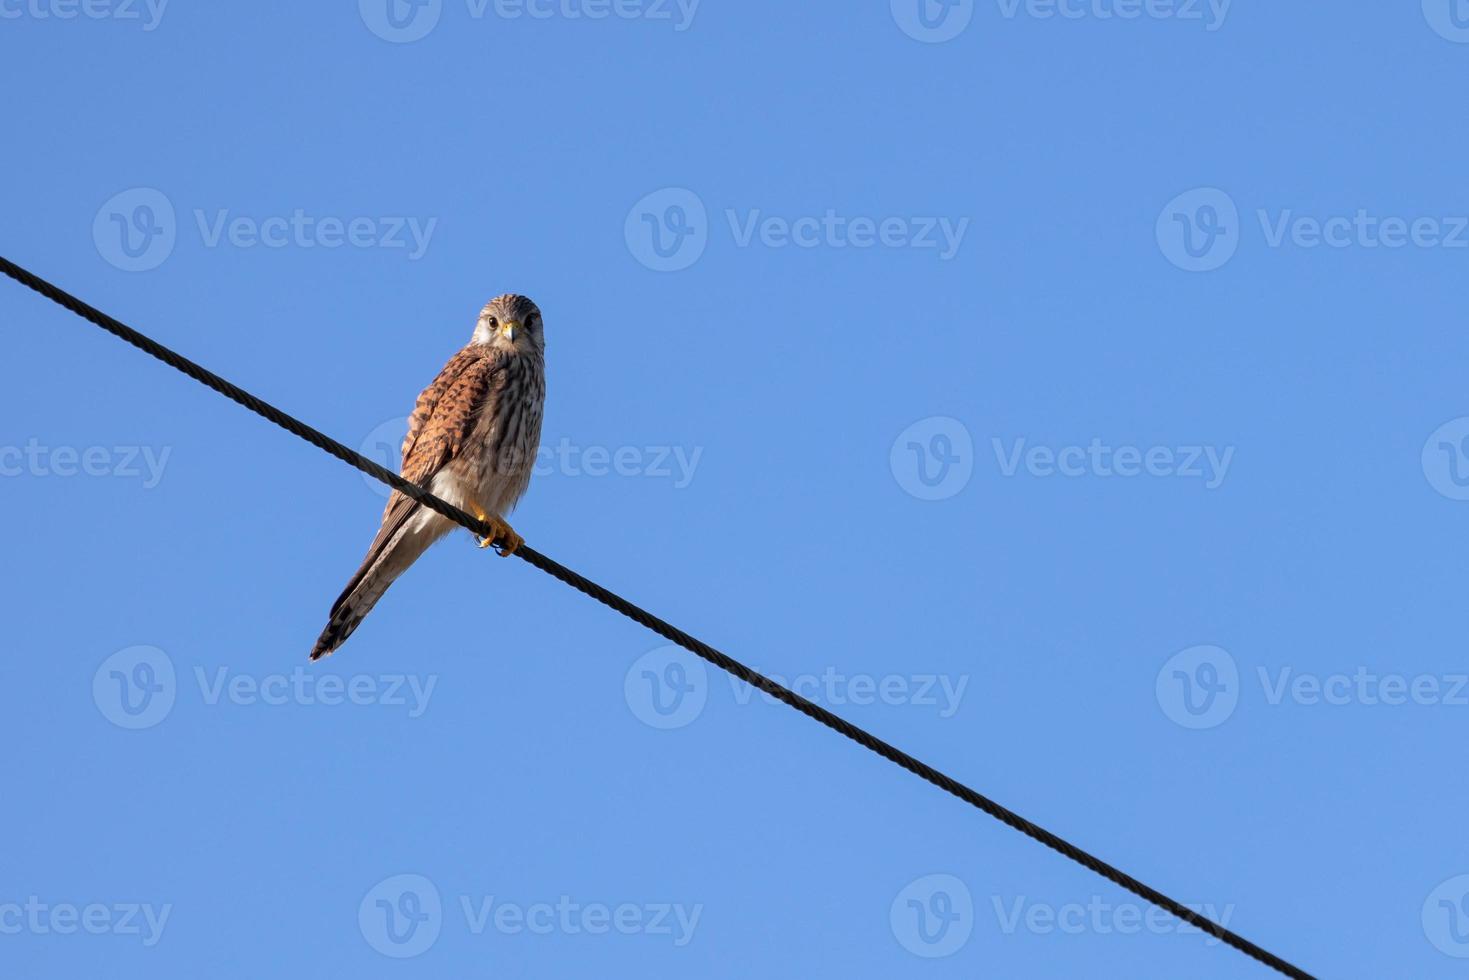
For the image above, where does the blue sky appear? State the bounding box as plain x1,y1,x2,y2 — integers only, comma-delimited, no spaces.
3,2,1469,977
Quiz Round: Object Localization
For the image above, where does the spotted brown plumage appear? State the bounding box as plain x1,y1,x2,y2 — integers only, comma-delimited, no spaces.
310,294,546,659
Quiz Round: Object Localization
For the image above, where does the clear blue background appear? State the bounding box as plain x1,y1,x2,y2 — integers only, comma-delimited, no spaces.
2,2,1466,977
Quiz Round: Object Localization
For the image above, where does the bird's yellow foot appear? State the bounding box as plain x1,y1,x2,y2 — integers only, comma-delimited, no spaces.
474,511,522,557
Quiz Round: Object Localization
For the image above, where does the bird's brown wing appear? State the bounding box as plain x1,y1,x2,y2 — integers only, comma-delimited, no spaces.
324,347,504,621
398,345,484,484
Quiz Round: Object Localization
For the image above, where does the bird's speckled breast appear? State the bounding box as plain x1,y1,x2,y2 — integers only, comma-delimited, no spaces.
458,351,545,519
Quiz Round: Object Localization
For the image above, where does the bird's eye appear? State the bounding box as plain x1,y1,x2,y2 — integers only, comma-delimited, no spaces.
485,316,498,328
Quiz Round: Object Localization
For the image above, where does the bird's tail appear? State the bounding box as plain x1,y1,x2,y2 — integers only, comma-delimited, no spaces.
310,505,449,660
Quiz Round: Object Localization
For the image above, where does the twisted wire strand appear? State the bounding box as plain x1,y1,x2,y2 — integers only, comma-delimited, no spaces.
0,255,1315,980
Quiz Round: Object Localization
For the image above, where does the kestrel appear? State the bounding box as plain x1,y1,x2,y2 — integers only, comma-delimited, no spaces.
310,295,546,659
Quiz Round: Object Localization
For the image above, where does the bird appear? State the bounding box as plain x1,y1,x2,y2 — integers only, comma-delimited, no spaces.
310,294,546,660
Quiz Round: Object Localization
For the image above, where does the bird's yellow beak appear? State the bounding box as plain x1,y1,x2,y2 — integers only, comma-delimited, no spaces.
500,320,520,342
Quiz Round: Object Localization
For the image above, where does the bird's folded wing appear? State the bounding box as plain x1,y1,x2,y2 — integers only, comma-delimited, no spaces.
328,347,503,618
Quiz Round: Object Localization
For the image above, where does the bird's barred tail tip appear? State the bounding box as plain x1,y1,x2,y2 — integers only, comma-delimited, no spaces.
308,632,336,661
309,612,360,661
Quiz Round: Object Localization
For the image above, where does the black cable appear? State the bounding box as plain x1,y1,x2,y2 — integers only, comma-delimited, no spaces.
0,254,1316,980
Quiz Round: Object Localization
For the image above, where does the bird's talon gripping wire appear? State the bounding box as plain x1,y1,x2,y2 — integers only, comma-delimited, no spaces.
475,511,521,556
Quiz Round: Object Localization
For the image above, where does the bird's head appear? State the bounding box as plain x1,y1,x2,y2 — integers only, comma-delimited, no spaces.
472,294,543,354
